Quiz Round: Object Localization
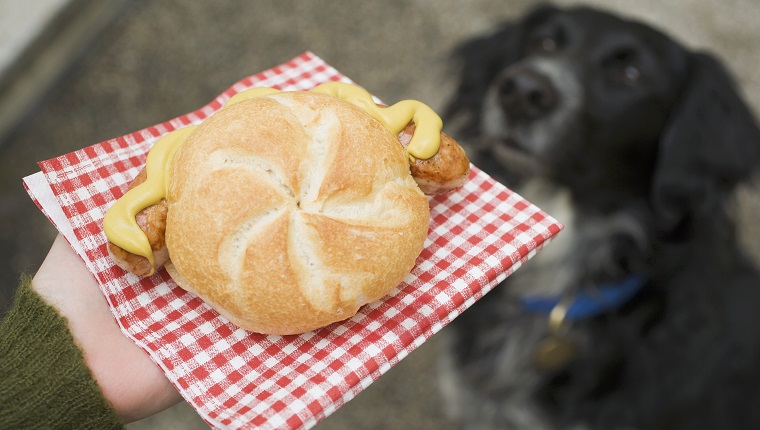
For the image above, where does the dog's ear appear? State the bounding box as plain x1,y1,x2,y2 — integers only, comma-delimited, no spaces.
651,53,760,237
444,5,558,136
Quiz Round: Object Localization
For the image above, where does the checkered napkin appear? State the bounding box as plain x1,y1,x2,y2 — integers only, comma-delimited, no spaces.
23,52,562,429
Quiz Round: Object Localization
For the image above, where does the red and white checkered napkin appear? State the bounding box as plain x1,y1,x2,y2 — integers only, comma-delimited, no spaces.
24,52,561,429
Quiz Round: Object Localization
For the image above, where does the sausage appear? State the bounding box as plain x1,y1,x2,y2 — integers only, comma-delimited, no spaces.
398,123,470,195
107,125,469,273
107,168,169,276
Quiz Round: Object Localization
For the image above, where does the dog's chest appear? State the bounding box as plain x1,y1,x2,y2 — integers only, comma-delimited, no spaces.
509,178,579,298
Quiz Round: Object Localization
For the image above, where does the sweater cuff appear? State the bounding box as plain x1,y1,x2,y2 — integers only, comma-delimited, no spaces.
0,276,124,429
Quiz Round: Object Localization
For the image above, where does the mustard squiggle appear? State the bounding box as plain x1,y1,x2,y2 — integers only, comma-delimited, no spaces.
103,126,196,274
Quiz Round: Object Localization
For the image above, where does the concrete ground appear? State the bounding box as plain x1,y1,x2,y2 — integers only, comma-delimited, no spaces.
1,1,759,429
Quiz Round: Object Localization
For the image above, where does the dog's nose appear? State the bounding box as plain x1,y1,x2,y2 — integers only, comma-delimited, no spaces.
497,69,558,121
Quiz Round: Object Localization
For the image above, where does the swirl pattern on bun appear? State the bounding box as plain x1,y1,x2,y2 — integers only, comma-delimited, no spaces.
164,91,430,335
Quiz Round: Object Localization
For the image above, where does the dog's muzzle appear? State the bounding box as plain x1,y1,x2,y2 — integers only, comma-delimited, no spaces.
495,66,559,124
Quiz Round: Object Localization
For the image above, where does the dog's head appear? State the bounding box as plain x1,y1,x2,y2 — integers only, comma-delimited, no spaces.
447,5,760,233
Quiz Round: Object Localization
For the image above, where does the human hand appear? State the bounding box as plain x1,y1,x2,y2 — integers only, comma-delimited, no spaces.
32,234,183,422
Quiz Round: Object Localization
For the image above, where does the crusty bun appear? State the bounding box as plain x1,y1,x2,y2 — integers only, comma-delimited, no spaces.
164,91,430,335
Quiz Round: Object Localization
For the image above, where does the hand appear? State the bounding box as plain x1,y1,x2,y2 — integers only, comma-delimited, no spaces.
32,234,183,422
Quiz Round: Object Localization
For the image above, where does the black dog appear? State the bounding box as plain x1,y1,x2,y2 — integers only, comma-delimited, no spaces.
439,5,760,430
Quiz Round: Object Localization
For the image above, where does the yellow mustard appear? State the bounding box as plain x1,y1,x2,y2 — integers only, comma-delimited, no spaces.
103,125,196,274
103,82,443,269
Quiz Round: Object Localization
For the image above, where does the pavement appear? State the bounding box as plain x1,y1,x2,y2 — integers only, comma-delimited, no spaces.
1,1,759,429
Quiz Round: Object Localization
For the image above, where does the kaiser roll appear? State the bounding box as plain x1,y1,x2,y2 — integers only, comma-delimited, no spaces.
164,91,430,335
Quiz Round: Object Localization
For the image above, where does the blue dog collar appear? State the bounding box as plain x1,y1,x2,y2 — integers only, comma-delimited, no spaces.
520,275,648,322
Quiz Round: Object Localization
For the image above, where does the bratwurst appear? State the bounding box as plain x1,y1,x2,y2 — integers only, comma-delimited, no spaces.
107,168,169,276
107,124,469,276
399,124,470,195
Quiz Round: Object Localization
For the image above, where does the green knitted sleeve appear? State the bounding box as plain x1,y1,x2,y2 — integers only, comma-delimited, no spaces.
0,276,124,429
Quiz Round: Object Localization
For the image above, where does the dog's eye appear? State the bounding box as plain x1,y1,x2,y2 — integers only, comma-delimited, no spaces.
533,36,558,54
605,49,643,86
609,64,642,87
621,66,641,84
528,25,565,55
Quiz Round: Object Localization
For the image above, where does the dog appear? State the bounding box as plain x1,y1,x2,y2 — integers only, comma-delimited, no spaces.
438,5,760,430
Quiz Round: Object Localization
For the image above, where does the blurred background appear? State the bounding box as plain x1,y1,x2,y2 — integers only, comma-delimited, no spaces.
1,0,758,428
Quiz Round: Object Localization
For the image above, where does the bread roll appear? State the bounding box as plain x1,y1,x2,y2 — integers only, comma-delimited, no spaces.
164,91,430,335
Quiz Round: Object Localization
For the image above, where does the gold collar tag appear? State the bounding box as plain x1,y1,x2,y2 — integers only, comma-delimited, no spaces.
534,297,578,371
